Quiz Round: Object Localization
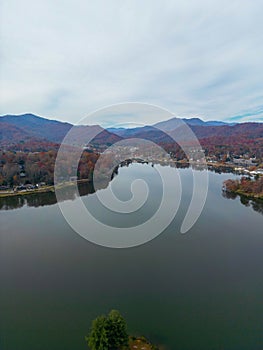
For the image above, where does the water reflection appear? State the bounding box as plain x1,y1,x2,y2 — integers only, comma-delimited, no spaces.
222,190,263,215
0,160,181,211
0,182,95,210
1,161,262,216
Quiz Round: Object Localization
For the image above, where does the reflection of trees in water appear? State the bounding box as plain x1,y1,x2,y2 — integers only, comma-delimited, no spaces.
0,161,193,211
222,191,238,200
0,195,31,210
208,166,235,174
0,160,175,210
2,161,262,215
0,182,95,210
222,190,263,215
251,200,263,215
0,191,57,210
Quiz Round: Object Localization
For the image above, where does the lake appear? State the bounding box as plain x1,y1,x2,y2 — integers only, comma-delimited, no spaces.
0,163,263,350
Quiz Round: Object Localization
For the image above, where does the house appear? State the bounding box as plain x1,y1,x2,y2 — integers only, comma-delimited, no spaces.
233,158,255,167
69,176,78,182
251,169,263,176
0,185,9,191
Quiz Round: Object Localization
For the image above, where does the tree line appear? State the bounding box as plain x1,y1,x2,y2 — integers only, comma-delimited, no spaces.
223,176,263,198
0,150,99,187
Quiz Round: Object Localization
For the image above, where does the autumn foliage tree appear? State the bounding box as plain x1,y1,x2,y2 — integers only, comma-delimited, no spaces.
224,176,263,197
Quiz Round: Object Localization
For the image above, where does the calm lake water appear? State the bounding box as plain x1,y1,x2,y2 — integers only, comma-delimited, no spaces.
0,164,263,350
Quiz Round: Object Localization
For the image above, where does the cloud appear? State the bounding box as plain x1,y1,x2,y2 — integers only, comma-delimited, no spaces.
0,0,263,125
227,105,263,123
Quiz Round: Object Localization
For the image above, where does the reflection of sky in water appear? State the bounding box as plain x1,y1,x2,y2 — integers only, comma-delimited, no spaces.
84,164,164,228
0,165,263,350
0,165,262,217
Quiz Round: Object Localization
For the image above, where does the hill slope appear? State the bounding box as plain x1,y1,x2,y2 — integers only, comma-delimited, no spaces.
1,114,262,159
0,114,122,149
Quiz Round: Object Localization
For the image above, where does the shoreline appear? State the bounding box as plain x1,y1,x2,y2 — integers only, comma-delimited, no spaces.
129,336,159,350
229,189,263,201
0,179,91,198
0,159,260,199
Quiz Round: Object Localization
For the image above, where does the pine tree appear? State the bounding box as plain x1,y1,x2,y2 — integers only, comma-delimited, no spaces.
87,315,109,350
107,310,129,349
86,310,129,350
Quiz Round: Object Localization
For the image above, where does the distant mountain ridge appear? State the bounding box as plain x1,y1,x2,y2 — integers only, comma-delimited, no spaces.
153,116,232,130
107,117,232,136
107,116,237,139
107,118,262,140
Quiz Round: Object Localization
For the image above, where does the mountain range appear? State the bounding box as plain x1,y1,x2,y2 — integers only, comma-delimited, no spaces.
0,114,122,149
0,113,263,151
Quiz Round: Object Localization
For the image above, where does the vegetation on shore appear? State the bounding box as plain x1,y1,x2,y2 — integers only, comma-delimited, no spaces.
0,178,93,198
0,150,98,187
1,113,263,194
223,176,263,200
86,310,159,350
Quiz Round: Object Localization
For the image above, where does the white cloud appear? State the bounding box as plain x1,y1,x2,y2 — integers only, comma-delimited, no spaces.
0,0,263,125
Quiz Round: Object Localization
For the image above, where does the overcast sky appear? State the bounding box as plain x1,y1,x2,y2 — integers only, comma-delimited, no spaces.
1,0,263,126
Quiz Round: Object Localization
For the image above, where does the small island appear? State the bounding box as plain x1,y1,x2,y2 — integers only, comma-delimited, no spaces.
85,310,159,350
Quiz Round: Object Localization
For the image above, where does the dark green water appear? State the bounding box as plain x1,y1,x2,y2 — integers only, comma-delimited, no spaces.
0,164,263,350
